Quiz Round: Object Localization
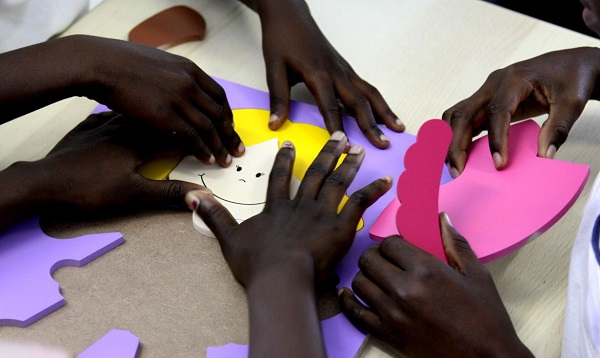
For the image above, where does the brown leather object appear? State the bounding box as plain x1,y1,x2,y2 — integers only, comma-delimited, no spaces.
128,6,206,48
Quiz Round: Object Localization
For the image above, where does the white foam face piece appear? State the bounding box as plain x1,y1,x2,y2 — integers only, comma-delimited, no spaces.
169,138,299,237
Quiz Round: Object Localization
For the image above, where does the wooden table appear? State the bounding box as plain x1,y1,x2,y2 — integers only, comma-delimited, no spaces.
2,0,600,356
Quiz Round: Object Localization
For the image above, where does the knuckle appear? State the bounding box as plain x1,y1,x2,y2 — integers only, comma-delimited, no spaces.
348,190,370,208
380,236,399,253
552,120,572,143
268,165,289,180
347,94,371,110
358,249,376,270
325,172,347,187
166,182,184,200
214,86,227,101
269,94,287,107
322,103,342,118
304,165,330,179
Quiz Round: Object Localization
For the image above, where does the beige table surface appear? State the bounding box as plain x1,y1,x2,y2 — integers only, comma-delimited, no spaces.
2,0,600,357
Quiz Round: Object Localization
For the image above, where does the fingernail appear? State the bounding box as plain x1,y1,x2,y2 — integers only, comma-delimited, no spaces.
237,142,245,154
331,131,346,141
208,155,215,165
281,140,294,149
379,133,389,142
337,288,344,296
450,166,460,179
348,144,364,155
395,118,405,128
185,191,200,210
443,212,454,227
492,152,503,169
269,113,279,124
225,154,232,165
381,175,393,184
545,144,557,159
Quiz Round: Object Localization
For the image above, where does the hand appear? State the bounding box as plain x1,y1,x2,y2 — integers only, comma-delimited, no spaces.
77,35,244,166
36,111,203,212
339,214,533,358
187,132,391,357
186,131,392,286
442,47,600,176
252,0,404,148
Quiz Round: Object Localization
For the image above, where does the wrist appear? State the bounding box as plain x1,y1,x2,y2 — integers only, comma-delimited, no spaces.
482,335,532,358
251,0,311,22
61,35,106,100
0,161,53,229
247,251,315,290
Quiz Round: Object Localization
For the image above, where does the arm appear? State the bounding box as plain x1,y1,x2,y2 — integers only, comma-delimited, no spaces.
443,47,600,176
0,35,243,166
236,0,404,148
0,112,203,232
187,133,391,357
339,213,533,357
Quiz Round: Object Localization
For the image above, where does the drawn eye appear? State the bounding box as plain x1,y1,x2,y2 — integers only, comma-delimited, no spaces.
256,172,265,178
236,165,242,172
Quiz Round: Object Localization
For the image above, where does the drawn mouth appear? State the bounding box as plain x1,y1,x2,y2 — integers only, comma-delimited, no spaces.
198,173,264,206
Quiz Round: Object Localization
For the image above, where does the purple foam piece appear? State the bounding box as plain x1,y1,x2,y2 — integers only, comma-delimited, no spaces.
207,314,365,358
207,343,248,357
77,329,140,358
0,217,124,327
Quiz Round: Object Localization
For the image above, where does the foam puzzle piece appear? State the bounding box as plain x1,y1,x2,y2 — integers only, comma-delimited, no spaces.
395,119,452,263
128,5,206,49
207,313,365,358
77,329,140,358
0,217,124,327
371,120,590,262
169,138,300,237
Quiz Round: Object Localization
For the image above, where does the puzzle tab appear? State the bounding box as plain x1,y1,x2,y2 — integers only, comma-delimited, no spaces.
0,217,123,327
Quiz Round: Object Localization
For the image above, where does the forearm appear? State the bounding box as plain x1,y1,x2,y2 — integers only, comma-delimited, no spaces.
246,260,326,358
0,161,50,232
0,35,99,124
237,0,311,20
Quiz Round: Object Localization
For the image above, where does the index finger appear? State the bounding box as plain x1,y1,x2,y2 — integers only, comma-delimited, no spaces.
485,79,535,169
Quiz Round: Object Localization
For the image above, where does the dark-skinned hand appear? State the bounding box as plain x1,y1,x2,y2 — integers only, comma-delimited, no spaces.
0,35,244,166
37,111,204,212
241,0,404,148
187,131,392,286
442,47,600,177
339,213,534,358
186,132,391,358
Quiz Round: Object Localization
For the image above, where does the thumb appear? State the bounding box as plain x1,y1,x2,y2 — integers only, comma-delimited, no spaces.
185,189,238,242
439,212,481,275
135,178,206,209
537,102,582,159
266,61,291,130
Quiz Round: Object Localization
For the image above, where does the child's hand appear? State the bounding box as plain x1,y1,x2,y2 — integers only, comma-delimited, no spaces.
442,47,600,176
76,36,244,167
187,132,391,286
36,111,203,212
255,1,404,149
339,214,533,358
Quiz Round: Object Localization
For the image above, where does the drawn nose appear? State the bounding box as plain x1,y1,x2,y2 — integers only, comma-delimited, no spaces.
239,179,246,182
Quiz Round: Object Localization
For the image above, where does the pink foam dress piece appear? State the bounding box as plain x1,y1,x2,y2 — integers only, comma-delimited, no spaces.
395,119,452,262
0,217,124,327
370,120,590,262
77,329,140,358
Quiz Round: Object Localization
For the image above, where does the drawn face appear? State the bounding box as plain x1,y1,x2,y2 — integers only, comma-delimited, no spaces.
197,139,276,206
168,108,360,237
